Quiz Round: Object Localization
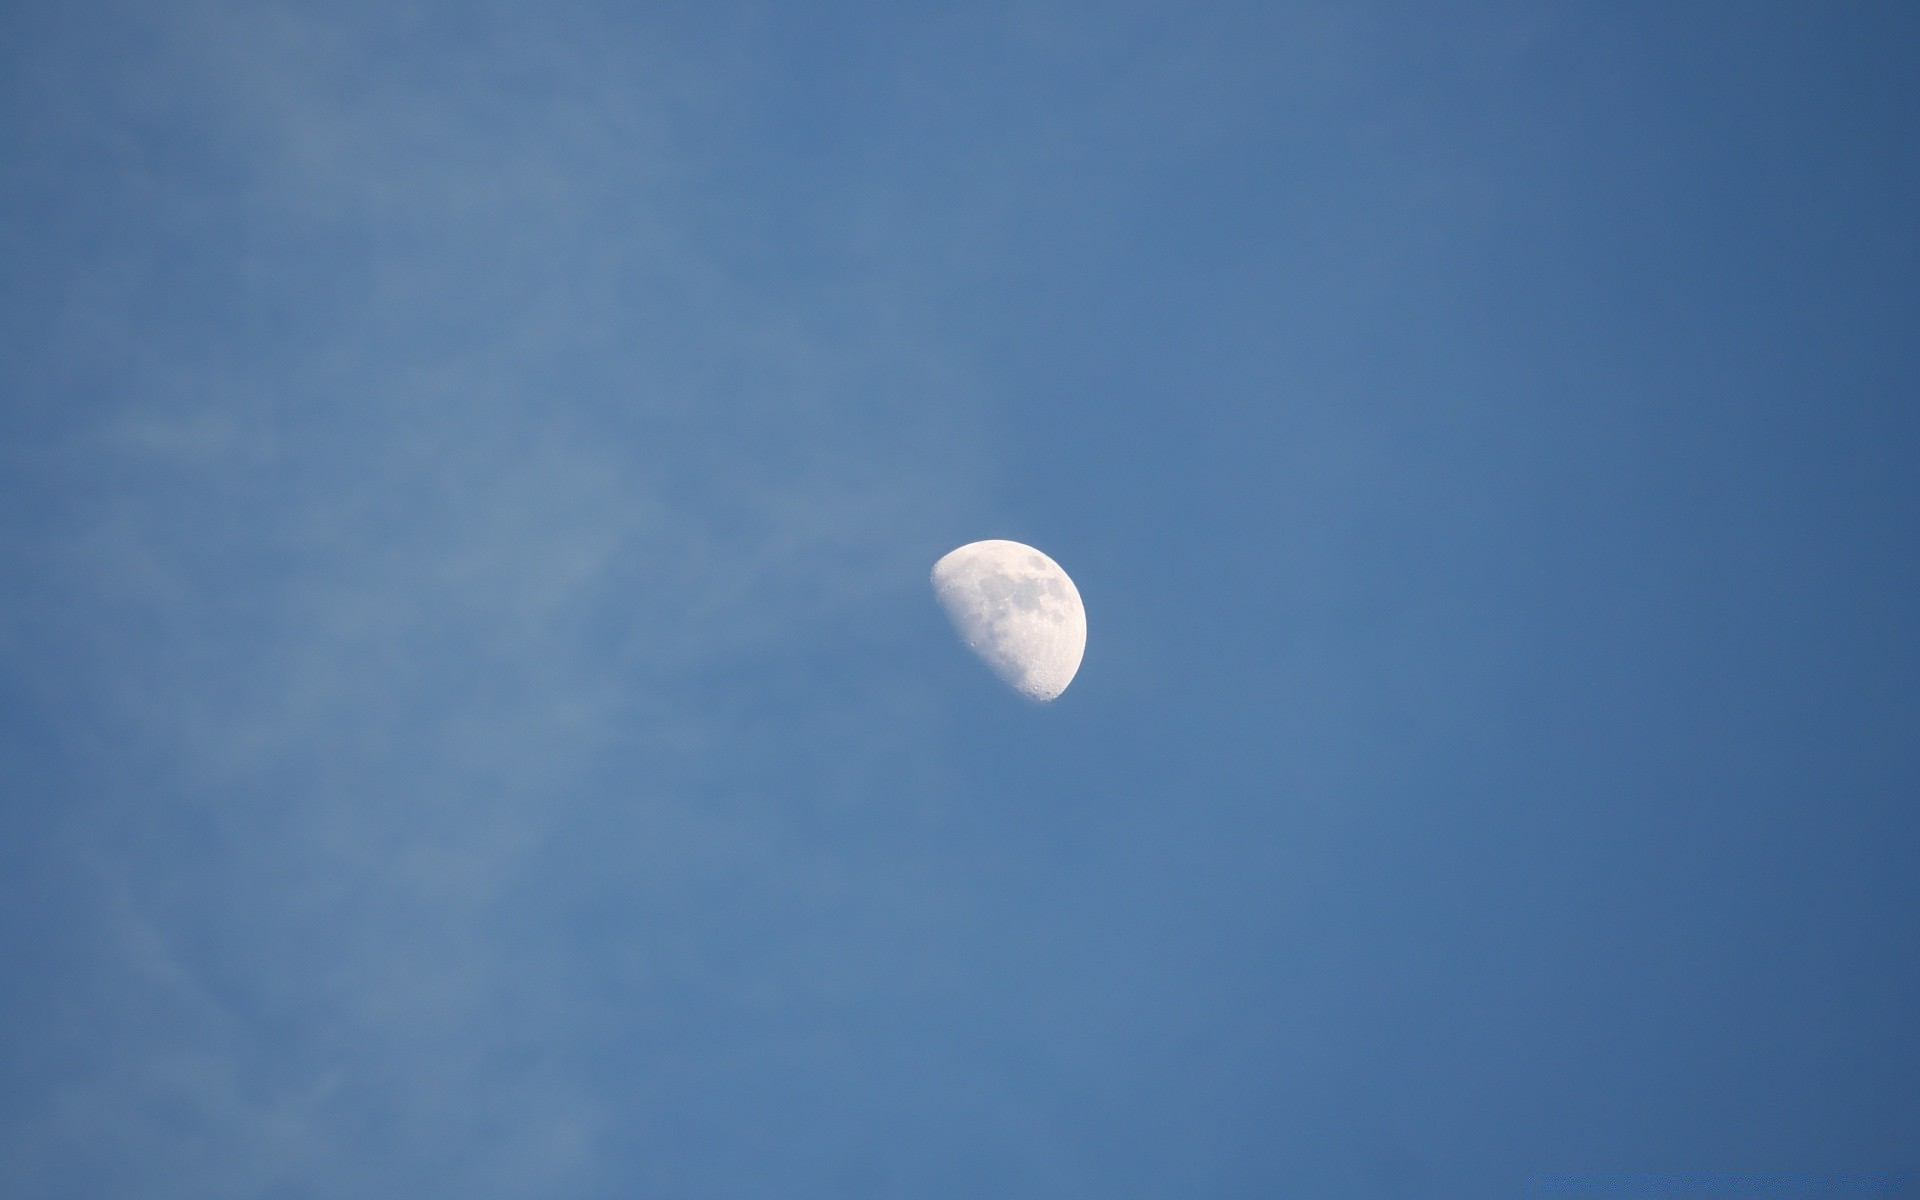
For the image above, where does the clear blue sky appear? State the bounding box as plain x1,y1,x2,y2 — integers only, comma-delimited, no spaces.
3,2,1916,1196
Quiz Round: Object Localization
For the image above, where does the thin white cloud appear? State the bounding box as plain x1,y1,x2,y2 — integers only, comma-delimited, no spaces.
1,2,990,1194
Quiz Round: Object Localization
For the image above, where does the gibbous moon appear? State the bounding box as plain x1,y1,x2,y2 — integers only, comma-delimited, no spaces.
931,539,1086,701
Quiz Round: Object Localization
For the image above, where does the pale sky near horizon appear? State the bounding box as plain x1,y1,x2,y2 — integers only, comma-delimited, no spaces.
3,3,1917,1196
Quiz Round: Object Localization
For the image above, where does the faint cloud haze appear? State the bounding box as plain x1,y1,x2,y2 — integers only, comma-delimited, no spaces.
3,3,987,1193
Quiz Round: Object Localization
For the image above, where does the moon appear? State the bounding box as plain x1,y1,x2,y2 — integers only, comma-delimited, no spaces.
931,539,1086,701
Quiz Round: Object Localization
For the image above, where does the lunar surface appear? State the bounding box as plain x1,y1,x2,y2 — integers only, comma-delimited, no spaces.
931,539,1086,701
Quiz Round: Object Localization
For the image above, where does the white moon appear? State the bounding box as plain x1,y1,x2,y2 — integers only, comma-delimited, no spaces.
931,539,1086,701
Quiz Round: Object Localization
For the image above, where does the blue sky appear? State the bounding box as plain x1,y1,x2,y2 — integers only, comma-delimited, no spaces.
2,2,1916,1196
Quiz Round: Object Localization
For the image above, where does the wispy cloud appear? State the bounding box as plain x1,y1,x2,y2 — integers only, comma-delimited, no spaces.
2,3,989,1193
